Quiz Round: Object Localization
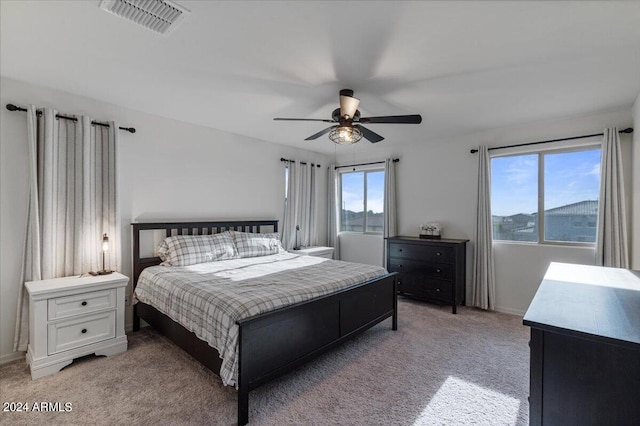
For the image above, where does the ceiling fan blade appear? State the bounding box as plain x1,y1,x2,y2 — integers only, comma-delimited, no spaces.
358,114,422,124
305,126,336,140
274,117,336,123
340,95,360,119
355,125,384,143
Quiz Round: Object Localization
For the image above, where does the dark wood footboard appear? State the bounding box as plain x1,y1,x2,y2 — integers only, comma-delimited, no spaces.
136,273,397,425
237,273,397,425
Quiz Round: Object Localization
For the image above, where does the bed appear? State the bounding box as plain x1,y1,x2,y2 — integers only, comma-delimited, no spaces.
131,220,398,425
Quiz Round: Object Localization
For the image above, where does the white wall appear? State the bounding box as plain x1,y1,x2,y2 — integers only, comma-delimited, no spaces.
0,77,329,363
336,107,634,315
340,233,384,266
633,92,640,270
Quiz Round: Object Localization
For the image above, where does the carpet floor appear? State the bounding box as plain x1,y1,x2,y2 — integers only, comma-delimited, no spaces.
1,299,530,425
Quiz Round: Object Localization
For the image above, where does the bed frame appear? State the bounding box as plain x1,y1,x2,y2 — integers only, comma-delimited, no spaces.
131,220,398,425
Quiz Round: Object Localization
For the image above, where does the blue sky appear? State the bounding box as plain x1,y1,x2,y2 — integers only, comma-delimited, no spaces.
342,170,384,212
491,148,601,216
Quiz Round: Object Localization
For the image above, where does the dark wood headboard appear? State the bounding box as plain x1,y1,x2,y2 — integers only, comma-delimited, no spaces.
131,220,278,288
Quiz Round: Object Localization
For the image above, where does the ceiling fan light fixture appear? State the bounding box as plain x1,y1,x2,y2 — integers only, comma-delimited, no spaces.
329,126,362,145
274,88,422,144
339,95,360,119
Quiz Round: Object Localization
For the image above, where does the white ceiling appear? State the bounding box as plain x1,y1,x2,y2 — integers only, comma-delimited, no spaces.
1,1,639,154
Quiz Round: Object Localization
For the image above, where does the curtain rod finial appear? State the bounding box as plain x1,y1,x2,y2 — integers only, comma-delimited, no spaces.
470,148,478,154
6,103,25,112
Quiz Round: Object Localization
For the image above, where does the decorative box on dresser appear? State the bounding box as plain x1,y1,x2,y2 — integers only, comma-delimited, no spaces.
386,236,468,314
25,272,129,379
523,262,640,425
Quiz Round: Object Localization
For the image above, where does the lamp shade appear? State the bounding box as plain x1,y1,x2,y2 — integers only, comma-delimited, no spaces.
339,95,360,119
101,233,110,252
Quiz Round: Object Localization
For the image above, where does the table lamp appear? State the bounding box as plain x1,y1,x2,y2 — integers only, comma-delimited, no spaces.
91,233,113,275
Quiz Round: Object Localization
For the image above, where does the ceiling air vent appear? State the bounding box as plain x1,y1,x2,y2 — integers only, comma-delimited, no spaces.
99,0,190,36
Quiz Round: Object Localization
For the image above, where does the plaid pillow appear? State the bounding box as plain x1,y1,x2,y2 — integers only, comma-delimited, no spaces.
157,232,238,266
232,231,285,258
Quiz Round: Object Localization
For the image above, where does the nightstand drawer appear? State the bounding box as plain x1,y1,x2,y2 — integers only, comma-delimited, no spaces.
47,310,116,355
389,243,454,263
48,289,116,321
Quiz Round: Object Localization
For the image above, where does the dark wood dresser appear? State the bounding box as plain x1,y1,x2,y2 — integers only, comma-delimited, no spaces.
523,262,640,426
385,236,468,314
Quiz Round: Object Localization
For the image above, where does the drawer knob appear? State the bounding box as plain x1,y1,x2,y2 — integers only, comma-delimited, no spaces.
398,248,403,252
436,252,441,256
81,301,87,306
436,268,441,273
81,328,87,334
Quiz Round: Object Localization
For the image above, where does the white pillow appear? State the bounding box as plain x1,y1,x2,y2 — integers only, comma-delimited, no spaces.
231,231,285,258
157,232,238,266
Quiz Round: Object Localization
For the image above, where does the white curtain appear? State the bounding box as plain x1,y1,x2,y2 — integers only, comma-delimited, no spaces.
595,128,629,268
14,107,120,352
471,145,496,310
283,161,317,250
327,164,340,260
382,159,398,267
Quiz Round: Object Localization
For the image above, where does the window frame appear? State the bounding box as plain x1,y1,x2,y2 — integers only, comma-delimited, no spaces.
338,166,385,235
491,143,601,247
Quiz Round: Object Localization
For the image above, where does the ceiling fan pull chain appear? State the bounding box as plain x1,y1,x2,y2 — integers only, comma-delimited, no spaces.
352,146,356,170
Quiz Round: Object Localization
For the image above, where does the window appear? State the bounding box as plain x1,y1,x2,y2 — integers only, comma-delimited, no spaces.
491,146,601,244
340,169,384,233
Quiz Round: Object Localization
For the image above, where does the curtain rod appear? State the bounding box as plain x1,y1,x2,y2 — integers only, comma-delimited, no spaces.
6,103,136,134
334,159,399,170
470,127,633,154
280,157,321,168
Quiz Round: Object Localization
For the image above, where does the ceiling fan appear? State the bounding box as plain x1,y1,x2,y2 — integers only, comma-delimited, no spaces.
274,89,422,144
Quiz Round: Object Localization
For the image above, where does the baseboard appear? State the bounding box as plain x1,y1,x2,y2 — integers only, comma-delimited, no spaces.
0,351,25,365
494,305,525,317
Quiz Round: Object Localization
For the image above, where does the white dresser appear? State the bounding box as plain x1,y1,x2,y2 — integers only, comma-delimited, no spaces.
290,246,335,259
25,272,128,379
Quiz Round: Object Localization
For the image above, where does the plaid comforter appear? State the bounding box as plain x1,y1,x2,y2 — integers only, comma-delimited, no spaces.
134,252,388,387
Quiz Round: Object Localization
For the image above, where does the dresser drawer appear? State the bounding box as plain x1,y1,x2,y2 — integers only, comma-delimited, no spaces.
388,243,454,263
421,280,453,301
387,258,454,281
48,289,116,321
399,279,453,302
47,310,116,355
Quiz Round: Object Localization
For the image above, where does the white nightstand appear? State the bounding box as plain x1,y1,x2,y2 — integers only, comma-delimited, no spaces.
290,246,335,259
25,272,128,379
